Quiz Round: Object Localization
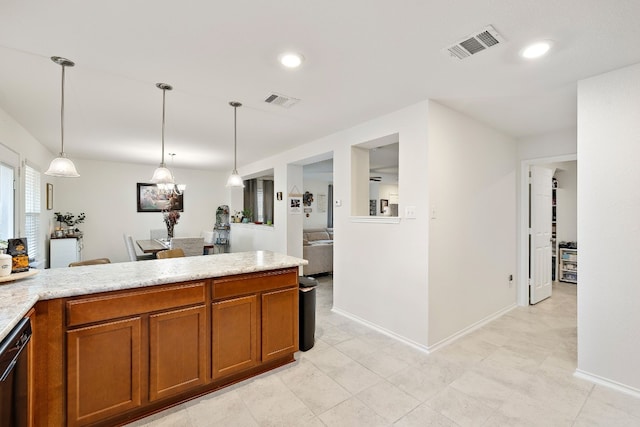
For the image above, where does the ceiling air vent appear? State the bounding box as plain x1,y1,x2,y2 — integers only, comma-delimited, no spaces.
444,25,505,60
264,92,300,108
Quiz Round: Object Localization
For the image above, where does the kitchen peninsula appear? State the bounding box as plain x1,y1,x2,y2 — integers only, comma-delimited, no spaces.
0,251,307,427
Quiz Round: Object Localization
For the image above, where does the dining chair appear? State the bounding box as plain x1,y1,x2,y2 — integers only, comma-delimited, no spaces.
150,229,167,240
156,248,185,259
169,237,205,257
201,231,214,244
201,231,215,254
123,234,155,261
69,258,111,267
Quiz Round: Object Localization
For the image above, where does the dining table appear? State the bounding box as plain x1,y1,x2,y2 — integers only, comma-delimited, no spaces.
136,239,169,255
136,239,215,256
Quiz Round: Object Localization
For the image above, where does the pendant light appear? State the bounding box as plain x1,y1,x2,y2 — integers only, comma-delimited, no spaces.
45,56,80,177
226,101,244,188
150,83,176,186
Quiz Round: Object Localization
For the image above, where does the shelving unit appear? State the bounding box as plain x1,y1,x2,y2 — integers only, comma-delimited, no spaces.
212,205,230,254
559,247,578,283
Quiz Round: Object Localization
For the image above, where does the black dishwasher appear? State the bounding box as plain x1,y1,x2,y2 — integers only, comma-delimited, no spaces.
0,317,32,427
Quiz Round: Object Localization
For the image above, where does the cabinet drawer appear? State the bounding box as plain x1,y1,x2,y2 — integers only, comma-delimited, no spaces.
67,281,206,327
212,268,298,300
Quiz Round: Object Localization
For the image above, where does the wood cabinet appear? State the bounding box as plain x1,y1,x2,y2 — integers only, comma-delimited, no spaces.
32,267,299,426
67,318,143,426
65,281,206,427
211,268,299,379
262,287,298,362
212,295,258,378
149,305,207,401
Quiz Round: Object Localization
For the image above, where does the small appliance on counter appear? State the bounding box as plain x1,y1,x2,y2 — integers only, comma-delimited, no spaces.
7,238,29,273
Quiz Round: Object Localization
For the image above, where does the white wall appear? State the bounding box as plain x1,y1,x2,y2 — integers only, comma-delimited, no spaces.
0,107,55,265
577,62,640,392
302,179,332,229
230,223,279,253
427,102,518,347
238,101,431,348
518,128,577,160
54,158,229,263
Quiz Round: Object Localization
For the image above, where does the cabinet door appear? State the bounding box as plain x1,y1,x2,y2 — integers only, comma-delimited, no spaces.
261,287,298,362
212,295,258,378
67,317,142,427
149,305,207,401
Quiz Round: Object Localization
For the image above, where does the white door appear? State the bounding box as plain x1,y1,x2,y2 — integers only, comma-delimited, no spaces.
530,166,553,304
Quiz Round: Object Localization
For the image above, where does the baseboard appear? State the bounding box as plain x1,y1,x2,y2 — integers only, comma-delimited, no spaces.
427,303,517,353
574,369,640,399
331,307,430,354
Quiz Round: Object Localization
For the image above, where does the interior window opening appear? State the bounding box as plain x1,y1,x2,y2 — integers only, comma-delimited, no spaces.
243,169,274,225
350,134,399,217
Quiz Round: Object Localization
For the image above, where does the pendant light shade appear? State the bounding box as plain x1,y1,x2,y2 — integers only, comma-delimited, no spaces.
45,56,80,177
150,83,176,186
226,172,244,187
226,101,244,188
150,166,174,185
46,153,80,177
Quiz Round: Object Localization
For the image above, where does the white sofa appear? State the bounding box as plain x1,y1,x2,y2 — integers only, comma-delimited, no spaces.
302,228,333,276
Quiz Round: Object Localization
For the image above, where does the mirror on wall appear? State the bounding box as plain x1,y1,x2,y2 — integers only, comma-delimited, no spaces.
351,134,399,217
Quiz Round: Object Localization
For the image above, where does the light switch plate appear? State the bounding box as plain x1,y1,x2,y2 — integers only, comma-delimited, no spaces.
335,199,342,207
405,206,417,218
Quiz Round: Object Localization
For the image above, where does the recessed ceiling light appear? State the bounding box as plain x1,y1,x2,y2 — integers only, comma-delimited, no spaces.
279,52,304,68
521,41,553,59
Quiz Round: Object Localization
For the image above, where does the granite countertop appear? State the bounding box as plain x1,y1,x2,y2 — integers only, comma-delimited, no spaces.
0,251,307,342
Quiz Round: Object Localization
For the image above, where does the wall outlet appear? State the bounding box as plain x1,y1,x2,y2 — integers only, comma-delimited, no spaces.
509,274,513,287
334,199,342,207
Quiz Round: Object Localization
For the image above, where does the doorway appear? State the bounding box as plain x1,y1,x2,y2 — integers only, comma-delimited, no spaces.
518,155,577,306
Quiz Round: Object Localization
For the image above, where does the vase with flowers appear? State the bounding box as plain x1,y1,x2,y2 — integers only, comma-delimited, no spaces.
163,210,180,239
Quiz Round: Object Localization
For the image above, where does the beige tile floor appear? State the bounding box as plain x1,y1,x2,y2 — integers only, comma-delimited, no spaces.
127,278,640,426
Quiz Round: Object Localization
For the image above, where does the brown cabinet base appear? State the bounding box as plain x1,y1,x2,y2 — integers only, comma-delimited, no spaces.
31,267,299,426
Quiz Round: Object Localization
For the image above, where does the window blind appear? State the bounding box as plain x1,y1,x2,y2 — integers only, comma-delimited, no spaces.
24,165,41,262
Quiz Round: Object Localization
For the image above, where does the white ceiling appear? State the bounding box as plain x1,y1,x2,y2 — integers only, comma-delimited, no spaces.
1,1,639,172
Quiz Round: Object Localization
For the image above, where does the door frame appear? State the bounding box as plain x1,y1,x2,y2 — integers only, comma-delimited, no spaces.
517,153,577,306
0,143,20,241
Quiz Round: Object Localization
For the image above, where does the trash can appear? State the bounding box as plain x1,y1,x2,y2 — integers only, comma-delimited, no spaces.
299,276,318,351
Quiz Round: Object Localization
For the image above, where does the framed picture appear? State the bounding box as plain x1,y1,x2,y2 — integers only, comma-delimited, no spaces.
137,183,184,212
369,199,377,216
380,199,389,214
289,196,302,214
46,183,53,210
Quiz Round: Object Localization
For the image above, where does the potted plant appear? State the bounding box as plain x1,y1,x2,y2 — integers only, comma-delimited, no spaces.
241,208,252,223
54,212,86,236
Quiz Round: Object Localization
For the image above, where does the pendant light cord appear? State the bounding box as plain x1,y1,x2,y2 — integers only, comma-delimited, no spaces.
161,87,166,167
60,64,66,155
233,105,237,171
